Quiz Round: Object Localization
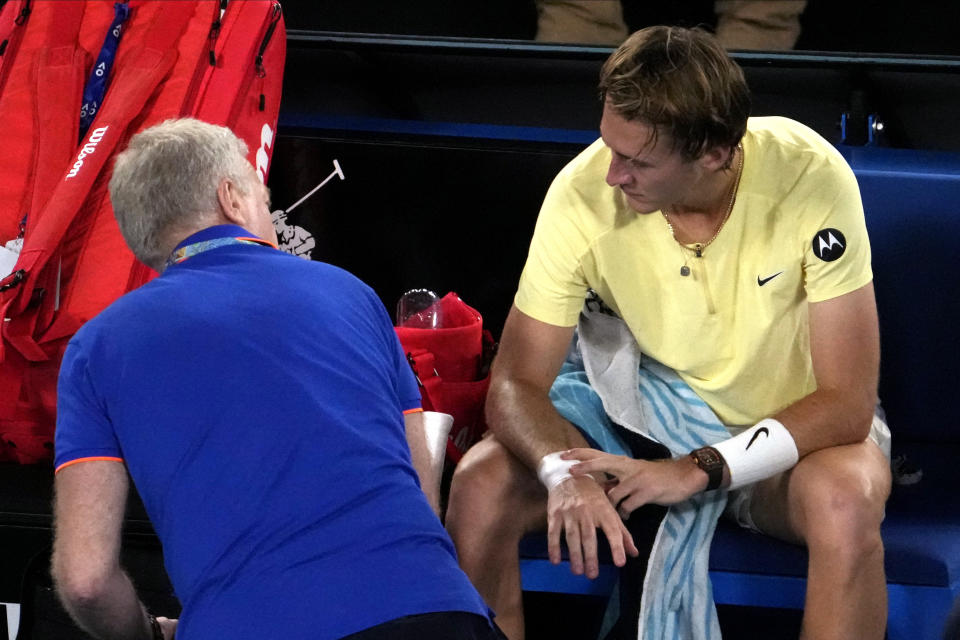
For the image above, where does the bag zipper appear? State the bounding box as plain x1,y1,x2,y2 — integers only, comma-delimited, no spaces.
254,1,281,111
181,0,224,114
13,0,30,25
255,2,281,77
207,0,227,65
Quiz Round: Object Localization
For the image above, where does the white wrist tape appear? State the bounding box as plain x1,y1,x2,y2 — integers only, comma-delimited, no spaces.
712,418,799,490
537,452,577,490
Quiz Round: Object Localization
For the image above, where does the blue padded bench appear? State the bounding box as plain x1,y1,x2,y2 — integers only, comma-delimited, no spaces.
519,146,960,640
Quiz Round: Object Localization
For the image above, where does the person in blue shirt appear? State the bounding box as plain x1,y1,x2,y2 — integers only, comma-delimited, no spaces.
51,117,500,640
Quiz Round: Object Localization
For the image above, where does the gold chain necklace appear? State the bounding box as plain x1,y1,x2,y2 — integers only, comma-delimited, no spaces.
662,143,743,277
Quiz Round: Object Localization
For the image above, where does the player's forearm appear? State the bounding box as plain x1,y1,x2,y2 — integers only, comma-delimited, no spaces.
774,385,876,457
485,373,590,471
692,386,874,492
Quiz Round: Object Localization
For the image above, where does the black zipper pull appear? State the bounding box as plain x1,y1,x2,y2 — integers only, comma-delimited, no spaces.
406,353,425,388
255,2,281,111
207,0,228,66
255,2,281,78
14,0,31,25
208,17,221,65
0,269,25,293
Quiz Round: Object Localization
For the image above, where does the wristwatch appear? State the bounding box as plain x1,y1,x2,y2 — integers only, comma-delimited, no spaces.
689,446,726,491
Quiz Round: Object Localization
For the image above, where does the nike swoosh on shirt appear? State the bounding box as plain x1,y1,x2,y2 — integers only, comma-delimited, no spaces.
757,271,784,286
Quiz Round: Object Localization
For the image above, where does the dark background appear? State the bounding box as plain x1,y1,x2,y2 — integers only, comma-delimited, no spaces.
270,7,960,336
279,0,960,56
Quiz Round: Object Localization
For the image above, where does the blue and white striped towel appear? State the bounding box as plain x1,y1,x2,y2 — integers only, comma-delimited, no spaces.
553,305,731,640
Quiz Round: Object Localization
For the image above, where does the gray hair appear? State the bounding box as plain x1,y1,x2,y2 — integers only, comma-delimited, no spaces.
108,118,251,271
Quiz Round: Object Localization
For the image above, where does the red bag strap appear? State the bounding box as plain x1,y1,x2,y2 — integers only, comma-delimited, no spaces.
31,45,87,222
16,42,91,347
0,0,85,245
0,0,31,95
406,349,440,413
0,0,24,49
0,1,88,362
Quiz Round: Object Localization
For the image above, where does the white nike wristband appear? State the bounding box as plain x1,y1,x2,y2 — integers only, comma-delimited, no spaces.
537,452,578,490
712,418,799,490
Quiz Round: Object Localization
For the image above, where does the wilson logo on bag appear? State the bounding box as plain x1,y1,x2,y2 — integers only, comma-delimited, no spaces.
66,126,108,179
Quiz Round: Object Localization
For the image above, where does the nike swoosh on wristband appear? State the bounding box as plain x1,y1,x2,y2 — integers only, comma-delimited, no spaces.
757,271,784,286
745,427,769,450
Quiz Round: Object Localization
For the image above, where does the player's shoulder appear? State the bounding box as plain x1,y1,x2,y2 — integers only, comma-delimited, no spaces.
747,116,846,163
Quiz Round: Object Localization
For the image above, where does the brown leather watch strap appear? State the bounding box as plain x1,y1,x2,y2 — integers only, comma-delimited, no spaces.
690,446,726,491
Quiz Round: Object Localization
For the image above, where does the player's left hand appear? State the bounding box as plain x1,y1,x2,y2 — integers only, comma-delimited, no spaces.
562,448,708,518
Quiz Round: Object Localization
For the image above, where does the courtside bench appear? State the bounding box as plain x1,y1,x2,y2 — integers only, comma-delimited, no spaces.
519,145,960,640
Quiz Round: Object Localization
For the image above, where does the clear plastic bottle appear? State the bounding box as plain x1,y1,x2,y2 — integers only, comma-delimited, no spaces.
396,288,443,328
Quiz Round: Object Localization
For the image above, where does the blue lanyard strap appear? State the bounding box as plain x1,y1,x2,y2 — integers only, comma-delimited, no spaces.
165,236,276,269
79,2,130,139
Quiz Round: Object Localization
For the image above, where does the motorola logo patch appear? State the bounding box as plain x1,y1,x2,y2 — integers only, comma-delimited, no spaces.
812,228,846,262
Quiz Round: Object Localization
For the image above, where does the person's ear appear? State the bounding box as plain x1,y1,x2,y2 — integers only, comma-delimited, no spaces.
216,177,247,225
699,145,736,173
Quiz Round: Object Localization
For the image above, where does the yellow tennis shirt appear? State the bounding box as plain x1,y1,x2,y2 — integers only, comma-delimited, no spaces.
515,116,872,425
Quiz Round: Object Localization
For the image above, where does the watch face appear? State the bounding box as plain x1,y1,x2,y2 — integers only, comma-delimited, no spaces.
698,448,722,468
692,447,724,491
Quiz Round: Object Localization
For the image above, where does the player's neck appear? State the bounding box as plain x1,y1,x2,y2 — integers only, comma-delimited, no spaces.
665,146,742,243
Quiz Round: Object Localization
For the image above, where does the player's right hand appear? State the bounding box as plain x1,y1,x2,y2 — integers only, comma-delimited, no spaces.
545,474,639,579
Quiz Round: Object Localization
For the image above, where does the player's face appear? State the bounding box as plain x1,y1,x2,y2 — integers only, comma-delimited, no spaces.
600,103,704,215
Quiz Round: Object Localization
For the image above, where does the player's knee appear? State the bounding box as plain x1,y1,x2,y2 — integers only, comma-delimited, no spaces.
799,472,886,557
449,441,512,506
447,440,534,543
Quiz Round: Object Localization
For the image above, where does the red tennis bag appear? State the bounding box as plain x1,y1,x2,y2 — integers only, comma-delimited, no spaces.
395,292,496,464
0,0,286,464
0,0,30,96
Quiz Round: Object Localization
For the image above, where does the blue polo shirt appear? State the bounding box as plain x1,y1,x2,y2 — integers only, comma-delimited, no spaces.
55,225,491,639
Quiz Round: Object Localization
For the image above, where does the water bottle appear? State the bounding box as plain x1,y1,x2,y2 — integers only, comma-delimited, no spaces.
396,288,443,328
